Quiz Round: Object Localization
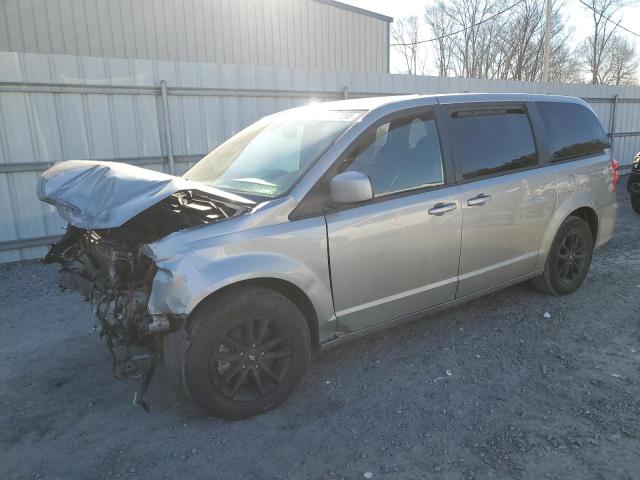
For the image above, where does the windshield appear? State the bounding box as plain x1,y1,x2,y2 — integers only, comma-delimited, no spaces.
184,109,363,198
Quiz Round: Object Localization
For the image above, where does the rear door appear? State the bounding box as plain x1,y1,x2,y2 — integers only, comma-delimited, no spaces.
441,103,557,297
325,108,462,332
536,101,614,208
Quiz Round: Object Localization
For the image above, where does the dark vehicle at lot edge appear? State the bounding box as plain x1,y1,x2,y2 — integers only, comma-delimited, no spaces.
627,152,640,213
38,93,618,419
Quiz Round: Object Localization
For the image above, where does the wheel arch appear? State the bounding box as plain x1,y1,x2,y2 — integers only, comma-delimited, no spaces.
536,197,599,270
568,206,598,241
187,278,321,351
149,249,336,347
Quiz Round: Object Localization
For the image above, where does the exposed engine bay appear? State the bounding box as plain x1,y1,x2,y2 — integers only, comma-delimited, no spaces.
44,189,247,409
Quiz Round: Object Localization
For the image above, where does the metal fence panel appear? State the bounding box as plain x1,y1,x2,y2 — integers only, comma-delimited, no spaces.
1,51,639,262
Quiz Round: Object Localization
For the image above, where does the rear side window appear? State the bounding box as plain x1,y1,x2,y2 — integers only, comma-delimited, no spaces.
449,108,538,181
537,102,609,162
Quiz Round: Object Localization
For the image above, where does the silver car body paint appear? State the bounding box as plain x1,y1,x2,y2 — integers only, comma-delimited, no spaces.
455,167,558,297
41,93,617,346
535,151,616,266
326,186,463,332
37,160,254,229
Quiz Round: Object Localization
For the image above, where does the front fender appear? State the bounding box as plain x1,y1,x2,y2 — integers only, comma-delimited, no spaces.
149,251,324,311
147,218,335,339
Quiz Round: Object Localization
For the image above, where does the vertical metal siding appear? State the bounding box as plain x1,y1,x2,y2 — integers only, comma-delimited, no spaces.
0,0,390,73
1,51,639,263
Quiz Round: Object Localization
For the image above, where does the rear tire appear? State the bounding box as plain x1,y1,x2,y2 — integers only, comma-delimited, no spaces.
631,194,640,214
533,216,594,296
166,286,310,419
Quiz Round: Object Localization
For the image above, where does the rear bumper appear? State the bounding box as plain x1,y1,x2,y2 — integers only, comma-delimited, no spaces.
596,201,617,249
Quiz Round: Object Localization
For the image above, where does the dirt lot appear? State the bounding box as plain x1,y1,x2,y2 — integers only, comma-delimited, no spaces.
1,188,639,480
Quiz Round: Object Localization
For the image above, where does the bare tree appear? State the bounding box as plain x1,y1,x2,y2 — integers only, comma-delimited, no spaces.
424,2,455,76
494,0,545,81
391,17,425,75
498,0,582,82
423,0,582,83
608,36,639,84
580,33,639,84
548,44,584,83
437,0,505,79
578,0,632,84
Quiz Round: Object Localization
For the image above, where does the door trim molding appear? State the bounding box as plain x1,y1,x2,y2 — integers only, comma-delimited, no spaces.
457,251,538,283
321,269,543,350
335,275,458,319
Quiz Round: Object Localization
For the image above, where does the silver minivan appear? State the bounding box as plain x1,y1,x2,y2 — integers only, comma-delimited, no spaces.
39,93,618,418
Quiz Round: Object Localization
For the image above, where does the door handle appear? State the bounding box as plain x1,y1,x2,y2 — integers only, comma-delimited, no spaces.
467,193,492,206
428,202,457,216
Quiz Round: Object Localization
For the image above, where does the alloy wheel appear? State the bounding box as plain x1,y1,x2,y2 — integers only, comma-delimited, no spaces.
556,229,588,286
208,316,293,401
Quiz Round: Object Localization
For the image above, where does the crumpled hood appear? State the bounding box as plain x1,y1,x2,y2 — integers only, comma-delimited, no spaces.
37,160,253,229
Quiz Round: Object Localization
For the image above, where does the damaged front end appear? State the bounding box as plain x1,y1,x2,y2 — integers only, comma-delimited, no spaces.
45,225,160,407
39,161,252,409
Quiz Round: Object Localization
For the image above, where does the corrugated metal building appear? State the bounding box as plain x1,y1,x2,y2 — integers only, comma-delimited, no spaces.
0,0,391,72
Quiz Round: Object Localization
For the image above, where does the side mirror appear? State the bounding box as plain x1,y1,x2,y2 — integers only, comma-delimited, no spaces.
330,171,373,205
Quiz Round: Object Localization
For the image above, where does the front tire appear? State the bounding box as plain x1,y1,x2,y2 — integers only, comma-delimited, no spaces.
631,194,640,214
533,216,594,296
170,286,310,419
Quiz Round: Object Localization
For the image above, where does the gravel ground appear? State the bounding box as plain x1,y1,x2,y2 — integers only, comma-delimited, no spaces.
1,188,639,480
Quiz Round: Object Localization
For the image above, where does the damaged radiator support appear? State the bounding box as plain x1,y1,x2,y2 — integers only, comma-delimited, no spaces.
48,227,168,411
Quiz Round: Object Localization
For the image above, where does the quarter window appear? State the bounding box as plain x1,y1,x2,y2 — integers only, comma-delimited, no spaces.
450,108,538,181
346,112,444,196
537,102,609,162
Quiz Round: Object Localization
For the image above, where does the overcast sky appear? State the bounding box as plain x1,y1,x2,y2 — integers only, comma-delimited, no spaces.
340,0,640,76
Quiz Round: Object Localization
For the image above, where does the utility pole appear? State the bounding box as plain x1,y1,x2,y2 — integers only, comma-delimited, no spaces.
542,0,552,82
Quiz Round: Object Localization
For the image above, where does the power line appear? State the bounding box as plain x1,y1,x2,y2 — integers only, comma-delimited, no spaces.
577,0,640,39
389,0,526,47
390,0,640,48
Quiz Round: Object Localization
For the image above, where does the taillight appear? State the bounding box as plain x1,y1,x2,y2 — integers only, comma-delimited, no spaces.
611,159,619,191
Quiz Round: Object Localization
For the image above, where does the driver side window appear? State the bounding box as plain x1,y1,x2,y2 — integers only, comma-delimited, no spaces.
346,111,444,197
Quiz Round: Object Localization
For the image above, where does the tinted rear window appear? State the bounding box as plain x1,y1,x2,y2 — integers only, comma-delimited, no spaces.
450,109,538,181
537,102,609,162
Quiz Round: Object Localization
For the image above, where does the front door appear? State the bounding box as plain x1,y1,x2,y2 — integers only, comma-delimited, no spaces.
325,109,462,333
443,104,557,297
